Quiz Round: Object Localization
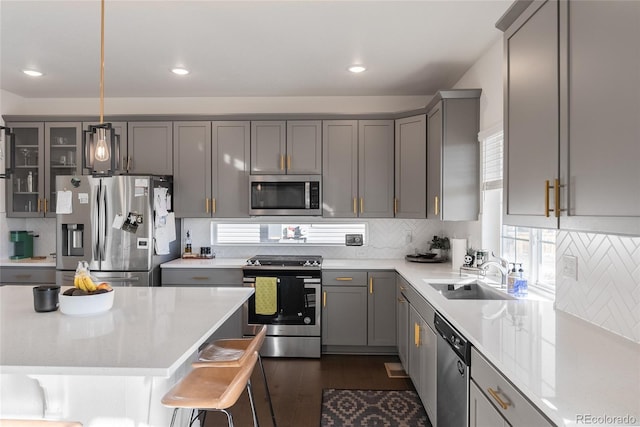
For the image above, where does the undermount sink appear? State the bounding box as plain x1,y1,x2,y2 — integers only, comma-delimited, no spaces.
427,280,515,300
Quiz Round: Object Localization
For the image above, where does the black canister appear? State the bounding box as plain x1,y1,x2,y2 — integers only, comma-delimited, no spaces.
33,285,60,312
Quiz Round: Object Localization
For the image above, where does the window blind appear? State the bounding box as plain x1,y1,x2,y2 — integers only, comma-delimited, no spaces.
482,131,503,191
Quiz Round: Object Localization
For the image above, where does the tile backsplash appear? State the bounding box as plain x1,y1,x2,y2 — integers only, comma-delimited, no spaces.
555,231,640,343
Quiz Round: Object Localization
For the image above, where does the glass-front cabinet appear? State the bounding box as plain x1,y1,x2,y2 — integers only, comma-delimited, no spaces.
6,122,82,217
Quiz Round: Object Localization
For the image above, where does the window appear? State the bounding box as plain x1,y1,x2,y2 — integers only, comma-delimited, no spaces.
480,127,556,295
213,222,367,246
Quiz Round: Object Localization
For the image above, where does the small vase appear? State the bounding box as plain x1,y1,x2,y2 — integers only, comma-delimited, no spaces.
433,249,449,260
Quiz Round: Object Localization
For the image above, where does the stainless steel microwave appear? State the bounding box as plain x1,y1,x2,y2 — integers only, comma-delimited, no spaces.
249,175,322,216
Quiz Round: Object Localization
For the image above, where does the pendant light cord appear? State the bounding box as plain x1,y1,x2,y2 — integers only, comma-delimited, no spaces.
100,0,105,124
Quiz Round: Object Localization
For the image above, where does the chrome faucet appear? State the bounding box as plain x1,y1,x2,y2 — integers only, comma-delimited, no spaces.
479,261,509,287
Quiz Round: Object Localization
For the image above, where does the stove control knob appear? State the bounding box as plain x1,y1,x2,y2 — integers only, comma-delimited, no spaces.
303,260,312,266
254,260,261,266
312,260,320,266
246,260,253,266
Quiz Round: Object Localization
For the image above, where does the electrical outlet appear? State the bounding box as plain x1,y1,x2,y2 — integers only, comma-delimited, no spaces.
356,248,366,257
404,230,412,244
562,255,578,280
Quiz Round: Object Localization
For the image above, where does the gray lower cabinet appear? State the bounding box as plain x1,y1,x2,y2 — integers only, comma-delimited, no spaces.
500,0,640,235
426,90,481,221
396,279,410,371
0,266,56,286
127,121,173,175
395,114,426,218
322,120,394,218
322,270,396,350
471,347,554,427
161,268,243,340
173,121,249,218
408,304,437,425
367,271,396,346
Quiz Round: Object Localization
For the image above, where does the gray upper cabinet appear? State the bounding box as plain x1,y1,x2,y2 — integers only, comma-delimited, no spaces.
395,115,426,218
251,120,321,175
251,121,286,174
286,120,322,174
322,120,359,217
173,121,250,218
6,122,44,218
322,120,394,218
82,121,128,175
502,0,560,229
127,121,173,175
426,90,481,221
500,0,640,235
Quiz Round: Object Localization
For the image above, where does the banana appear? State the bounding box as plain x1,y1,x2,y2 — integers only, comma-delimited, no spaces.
74,275,80,288
83,275,97,292
75,274,86,291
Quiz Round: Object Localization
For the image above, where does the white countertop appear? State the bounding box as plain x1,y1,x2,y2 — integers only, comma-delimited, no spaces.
0,286,254,377
0,257,56,267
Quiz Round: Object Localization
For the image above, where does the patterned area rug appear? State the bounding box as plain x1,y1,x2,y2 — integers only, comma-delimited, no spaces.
320,389,431,427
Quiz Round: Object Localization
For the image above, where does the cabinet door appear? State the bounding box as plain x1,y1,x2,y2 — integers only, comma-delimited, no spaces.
212,121,250,218
250,121,286,174
45,123,82,217
358,120,394,218
396,282,410,372
409,305,437,424
173,121,212,218
504,0,559,228
6,122,44,217
127,121,173,175
322,120,358,218
395,115,426,218
286,120,322,174
561,0,640,235
426,104,443,220
367,271,396,346
470,381,508,427
82,121,128,175
321,286,367,346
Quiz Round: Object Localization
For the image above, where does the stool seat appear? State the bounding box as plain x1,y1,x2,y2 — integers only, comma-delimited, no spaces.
162,351,258,411
193,325,267,368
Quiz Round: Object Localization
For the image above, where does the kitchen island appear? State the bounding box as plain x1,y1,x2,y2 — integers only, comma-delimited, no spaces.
0,285,254,426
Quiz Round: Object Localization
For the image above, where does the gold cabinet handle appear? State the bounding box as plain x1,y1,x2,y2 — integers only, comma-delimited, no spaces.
44,198,48,214
335,277,353,281
397,298,406,303
323,291,327,307
554,178,560,218
400,286,406,292
353,198,357,215
212,198,216,214
545,180,551,217
369,277,373,294
205,198,210,213
434,195,439,216
287,155,291,170
123,156,127,169
15,274,32,279
360,197,364,214
280,155,284,170
394,198,398,215
414,323,421,347
37,198,42,213
128,157,133,171
191,276,211,281
487,387,510,410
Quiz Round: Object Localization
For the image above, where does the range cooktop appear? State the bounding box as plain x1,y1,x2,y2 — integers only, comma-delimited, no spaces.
244,255,322,268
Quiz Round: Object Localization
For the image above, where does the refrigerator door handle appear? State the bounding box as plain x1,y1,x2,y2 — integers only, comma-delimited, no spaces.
93,184,101,260
99,182,108,261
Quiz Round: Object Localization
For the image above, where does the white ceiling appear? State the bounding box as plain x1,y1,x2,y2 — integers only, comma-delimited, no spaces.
1,1,511,99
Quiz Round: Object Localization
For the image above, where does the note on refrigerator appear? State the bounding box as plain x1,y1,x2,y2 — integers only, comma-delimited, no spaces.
56,190,73,214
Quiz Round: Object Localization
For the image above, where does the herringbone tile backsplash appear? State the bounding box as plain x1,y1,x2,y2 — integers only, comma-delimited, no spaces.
556,231,640,343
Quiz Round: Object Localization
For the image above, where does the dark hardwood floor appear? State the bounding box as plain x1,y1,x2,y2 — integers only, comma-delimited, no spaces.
202,354,414,427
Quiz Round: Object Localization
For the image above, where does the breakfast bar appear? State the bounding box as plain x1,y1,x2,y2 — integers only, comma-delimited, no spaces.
0,286,254,426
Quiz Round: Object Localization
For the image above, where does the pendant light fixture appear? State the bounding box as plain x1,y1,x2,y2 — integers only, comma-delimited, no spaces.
83,0,120,176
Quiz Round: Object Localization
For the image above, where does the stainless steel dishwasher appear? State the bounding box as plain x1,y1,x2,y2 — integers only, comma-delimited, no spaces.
434,312,471,427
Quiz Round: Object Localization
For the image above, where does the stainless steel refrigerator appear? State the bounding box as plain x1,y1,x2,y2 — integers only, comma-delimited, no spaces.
55,175,180,287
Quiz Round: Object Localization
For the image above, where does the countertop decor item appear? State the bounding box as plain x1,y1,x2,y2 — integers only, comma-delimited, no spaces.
429,235,450,260
59,288,114,316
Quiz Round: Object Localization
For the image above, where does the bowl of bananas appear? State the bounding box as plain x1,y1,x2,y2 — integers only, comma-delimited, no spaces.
59,273,114,316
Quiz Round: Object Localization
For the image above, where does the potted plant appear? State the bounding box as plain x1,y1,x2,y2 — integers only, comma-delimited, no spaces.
430,235,450,259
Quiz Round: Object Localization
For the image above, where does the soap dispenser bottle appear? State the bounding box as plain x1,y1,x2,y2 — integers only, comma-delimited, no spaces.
516,263,528,297
507,263,518,294
184,230,192,254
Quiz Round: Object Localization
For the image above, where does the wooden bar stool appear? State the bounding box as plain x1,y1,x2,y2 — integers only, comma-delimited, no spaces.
0,421,82,427
162,351,259,427
193,325,276,427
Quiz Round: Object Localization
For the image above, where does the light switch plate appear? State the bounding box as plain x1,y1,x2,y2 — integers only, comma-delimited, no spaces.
562,255,578,280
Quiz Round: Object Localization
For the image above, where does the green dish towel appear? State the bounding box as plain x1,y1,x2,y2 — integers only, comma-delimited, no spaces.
255,277,278,315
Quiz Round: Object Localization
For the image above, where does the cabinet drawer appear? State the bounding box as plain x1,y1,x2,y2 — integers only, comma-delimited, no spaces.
161,268,242,286
471,348,554,427
322,271,367,287
0,267,56,285
398,274,435,330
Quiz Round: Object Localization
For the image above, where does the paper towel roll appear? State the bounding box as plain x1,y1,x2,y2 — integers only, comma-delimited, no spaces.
450,238,467,271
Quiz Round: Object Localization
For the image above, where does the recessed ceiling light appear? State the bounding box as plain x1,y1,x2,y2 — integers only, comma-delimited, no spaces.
348,65,366,74
22,70,43,77
171,68,190,76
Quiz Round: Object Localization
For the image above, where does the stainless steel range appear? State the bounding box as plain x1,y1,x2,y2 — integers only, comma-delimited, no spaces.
242,255,322,358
